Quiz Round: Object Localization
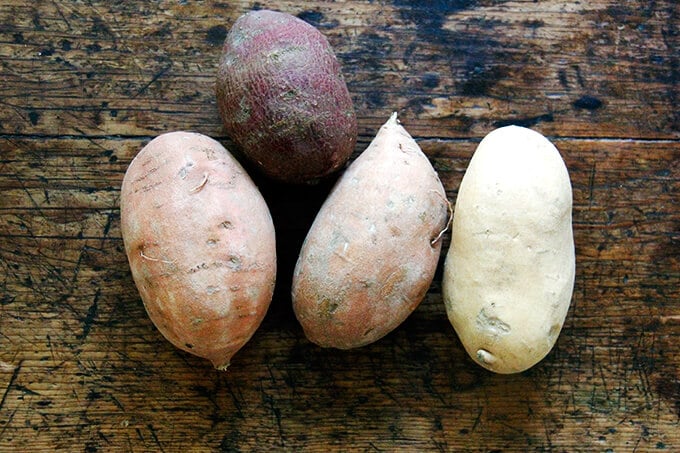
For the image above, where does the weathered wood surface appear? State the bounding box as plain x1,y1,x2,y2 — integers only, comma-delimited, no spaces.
1,0,678,451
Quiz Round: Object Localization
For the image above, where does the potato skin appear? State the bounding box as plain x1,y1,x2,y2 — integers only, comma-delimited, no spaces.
216,9,357,183
442,126,574,374
120,131,276,369
292,114,449,349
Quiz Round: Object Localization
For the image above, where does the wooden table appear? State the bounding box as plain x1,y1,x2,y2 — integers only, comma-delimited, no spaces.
1,1,678,451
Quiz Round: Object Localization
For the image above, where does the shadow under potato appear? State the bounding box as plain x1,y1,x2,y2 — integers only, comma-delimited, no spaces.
253,170,340,326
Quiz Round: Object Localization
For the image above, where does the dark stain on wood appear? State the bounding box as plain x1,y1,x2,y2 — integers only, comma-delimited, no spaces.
206,25,228,46
421,72,440,88
494,113,555,128
346,31,393,72
365,89,386,108
85,43,102,53
574,95,604,110
90,17,114,38
460,64,509,96
393,0,477,39
149,23,173,38
27,111,40,125
298,10,339,29
656,376,680,417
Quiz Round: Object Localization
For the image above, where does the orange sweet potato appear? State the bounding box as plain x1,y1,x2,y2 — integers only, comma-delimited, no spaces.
120,131,276,369
216,9,357,183
292,113,449,349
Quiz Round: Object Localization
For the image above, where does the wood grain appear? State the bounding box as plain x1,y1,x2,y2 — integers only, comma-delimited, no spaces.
1,1,678,451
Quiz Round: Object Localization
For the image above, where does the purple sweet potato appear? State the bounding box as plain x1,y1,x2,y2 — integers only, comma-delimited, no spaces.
216,9,357,183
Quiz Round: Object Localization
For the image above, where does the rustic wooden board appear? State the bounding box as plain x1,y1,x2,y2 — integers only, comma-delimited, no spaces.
1,1,678,451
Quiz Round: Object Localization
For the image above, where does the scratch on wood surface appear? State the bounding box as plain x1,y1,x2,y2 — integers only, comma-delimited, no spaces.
76,288,100,340
147,424,166,453
0,360,22,412
660,315,680,324
51,0,72,30
134,63,172,98
0,407,18,440
588,161,597,206
471,406,483,432
0,99,31,125
261,377,286,448
46,334,56,364
110,394,125,411
99,206,118,250
225,381,245,419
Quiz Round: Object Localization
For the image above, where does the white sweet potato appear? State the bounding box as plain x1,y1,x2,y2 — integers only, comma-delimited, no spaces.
443,125,575,374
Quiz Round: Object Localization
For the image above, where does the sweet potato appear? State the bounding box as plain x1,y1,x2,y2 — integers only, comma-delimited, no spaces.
120,131,276,369
216,9,357,183
442,125,575,374
292,113,449,349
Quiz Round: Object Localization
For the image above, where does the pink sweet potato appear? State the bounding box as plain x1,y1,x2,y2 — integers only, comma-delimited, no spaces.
292,114,449,349
120,131,276,369
216,9,357,183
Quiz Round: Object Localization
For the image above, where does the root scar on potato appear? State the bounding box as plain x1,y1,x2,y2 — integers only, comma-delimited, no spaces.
139,249,175,265
476,349,497,365
189,172,209,193
430,191,453,246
